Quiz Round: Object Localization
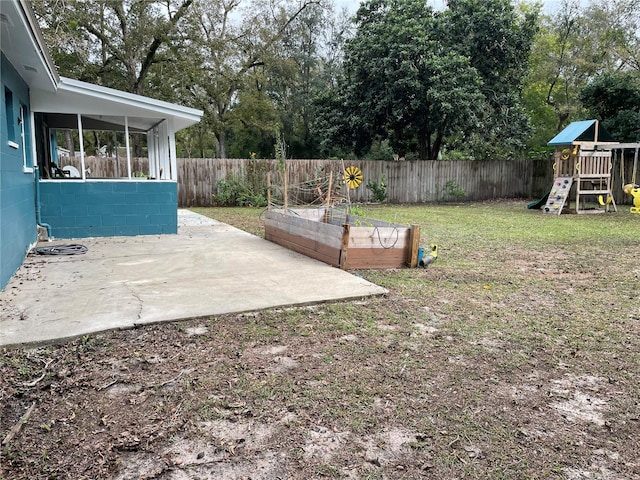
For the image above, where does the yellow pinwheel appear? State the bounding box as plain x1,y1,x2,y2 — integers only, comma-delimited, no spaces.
343,166,363,189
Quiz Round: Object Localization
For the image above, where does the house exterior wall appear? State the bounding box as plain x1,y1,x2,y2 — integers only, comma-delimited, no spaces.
1,53,37,290
39,181,178,238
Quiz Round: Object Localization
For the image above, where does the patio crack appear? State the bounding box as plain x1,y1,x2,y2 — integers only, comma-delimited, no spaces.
125,283,144,321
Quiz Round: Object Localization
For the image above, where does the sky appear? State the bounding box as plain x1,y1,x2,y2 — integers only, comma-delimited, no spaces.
333,0,445,13
333,0,577,15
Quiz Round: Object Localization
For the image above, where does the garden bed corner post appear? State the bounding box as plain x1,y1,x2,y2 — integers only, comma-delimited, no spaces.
407,225,420,268
340,224,350,269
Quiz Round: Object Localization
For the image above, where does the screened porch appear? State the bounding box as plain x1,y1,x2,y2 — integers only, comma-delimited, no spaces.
29,77,202,239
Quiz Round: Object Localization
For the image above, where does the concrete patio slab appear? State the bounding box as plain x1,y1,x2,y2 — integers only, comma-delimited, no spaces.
0,210,387,347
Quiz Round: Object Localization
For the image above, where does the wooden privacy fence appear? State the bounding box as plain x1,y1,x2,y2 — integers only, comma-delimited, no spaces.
59,156,638,207
59,157,151,179
177,158,545,207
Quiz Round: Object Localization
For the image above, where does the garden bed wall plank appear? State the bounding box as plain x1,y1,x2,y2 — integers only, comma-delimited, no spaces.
264,217,343,250
343,248,408,269
347,227,410,249
346,215,403,228
264,211,343,249
265,226,341,267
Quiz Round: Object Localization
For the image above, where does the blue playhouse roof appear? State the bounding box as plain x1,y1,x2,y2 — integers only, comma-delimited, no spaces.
548,120,616,146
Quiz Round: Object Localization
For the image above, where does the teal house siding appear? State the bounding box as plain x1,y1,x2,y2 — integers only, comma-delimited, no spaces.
1,53,37,290
39,181,178,238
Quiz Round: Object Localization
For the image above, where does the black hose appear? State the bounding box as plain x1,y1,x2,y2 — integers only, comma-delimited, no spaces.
33,244,88,255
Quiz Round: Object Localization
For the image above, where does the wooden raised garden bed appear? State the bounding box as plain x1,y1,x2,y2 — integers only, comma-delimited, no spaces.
264,208,420,269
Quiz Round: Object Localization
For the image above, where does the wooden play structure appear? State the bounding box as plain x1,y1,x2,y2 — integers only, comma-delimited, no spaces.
544,120,619,214
263,164,421,269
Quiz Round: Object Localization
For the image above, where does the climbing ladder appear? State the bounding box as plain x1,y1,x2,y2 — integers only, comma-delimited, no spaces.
543,177,573,215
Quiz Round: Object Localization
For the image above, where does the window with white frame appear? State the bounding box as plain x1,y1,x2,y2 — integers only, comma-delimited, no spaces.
4,86,19,149
19,104,32,171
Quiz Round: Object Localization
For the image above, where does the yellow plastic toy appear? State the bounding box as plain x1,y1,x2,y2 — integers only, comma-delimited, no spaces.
598,195,613,206
623,184,640,213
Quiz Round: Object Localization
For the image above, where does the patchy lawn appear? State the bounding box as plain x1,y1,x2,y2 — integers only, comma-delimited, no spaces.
2,201,639,479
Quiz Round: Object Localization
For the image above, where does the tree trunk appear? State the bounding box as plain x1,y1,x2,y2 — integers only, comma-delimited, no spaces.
418,136,429,160
430,130,444,160
555,110,570,133
131,135,143,157
418,128,444,160
216,130,227,159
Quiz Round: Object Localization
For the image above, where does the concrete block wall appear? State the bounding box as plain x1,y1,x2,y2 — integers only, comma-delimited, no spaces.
1,53,37,290
39,181,178,239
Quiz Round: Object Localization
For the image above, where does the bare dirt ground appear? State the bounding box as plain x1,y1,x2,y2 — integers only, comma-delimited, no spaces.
1,203,639,479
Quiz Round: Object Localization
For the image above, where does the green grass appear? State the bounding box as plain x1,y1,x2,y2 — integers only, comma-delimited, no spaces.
359,202,638,247
3,201,639,480
193,201,639,253
192,202,640,448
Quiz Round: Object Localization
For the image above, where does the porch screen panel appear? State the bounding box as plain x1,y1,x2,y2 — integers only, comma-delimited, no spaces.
77,114,86,180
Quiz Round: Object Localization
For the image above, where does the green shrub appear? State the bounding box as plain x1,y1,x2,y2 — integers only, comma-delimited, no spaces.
366,173,387,202
213,172,267,207
442,180,466,201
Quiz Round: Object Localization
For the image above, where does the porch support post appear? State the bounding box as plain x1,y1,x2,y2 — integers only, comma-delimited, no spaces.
125,116,132,179
154,127,161,180
158,120,168,180
168,119,177,181
77,114,86,180
147,126,161,180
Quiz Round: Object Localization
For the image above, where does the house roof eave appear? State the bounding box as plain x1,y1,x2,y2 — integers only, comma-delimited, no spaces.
31,77,203,132
19,0,59,88
0,0,59,92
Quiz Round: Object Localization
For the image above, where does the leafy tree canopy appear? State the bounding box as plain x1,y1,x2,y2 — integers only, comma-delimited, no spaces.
33,0,194,96
314,0,538,160
442,0,539,158
579,71,640,142
32,0,640,159
523,0,640,148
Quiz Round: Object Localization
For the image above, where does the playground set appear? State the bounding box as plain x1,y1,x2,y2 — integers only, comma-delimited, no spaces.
543,120,618,214
536,119,640,215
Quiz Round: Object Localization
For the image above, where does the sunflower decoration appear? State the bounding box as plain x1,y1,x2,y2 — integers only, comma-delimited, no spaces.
343,166,363,189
